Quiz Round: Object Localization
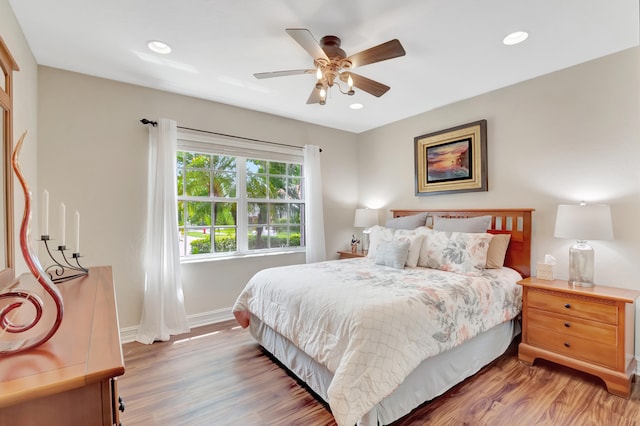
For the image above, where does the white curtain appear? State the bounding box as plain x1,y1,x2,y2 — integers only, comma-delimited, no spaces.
303,145,326,263
136,118,190,344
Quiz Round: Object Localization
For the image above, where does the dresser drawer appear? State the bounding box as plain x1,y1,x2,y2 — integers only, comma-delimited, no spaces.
527,289,617,324
528,325,617,369
527,308,617,346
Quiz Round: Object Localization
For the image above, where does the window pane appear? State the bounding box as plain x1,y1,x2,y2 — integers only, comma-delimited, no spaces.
269,161,287,175
289,226,301,247
186,201,211,227
213,171,236,197
247,175,267,198
177,201,185,226
187,227,212,255
270,226,287,248
177,168,185,196
248,226,269,249
186,170,211,196
214,227,236,252
269,203,287,224
246,158,266,173
186,152,211,168
290,203,301,224
288,163,301,177
214,202,236,226
269,176,286,199
248,202,268,225
213,155,236,171
287,178,302,200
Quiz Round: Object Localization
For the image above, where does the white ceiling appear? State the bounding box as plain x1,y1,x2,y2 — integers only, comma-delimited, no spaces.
8,0,639,133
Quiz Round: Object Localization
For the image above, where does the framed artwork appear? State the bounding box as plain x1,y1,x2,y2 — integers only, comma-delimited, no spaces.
414,119,487,196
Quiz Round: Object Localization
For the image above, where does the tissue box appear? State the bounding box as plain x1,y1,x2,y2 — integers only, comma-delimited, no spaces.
536,262,554,280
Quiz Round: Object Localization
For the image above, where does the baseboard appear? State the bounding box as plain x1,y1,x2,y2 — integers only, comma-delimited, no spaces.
119,307,234,344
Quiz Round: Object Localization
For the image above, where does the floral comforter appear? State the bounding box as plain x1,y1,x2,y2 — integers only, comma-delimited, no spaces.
232,258,522,426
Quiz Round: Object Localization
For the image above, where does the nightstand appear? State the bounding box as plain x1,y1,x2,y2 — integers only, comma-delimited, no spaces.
337,250,366,259
517,277,640,398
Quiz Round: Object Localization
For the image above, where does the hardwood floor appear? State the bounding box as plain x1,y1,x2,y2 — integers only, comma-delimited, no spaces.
119,321,640,425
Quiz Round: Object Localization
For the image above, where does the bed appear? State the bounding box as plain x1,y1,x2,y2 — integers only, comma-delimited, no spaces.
233,208,533,426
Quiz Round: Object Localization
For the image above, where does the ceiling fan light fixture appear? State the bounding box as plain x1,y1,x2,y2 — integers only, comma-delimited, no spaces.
503,31,529,46
350,103,363,110
319,88,327,105
147,40,172,54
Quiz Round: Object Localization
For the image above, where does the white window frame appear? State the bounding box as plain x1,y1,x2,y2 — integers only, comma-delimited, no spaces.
177,129,305,261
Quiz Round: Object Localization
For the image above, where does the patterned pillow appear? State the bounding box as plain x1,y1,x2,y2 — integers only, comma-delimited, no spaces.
417,228,493,276
393,230,425,268
374,240,411,269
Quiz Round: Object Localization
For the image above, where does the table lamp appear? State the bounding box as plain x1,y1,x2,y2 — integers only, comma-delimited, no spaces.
554,202,613,287
354,209,379,254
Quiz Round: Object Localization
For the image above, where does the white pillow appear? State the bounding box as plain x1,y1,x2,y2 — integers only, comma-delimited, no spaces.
374,240,410,269
416,228,493,276
367,226,396,258
394,230,425,268
432,215,492,233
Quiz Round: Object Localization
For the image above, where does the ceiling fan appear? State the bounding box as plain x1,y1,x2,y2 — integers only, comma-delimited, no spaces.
254,28,406,105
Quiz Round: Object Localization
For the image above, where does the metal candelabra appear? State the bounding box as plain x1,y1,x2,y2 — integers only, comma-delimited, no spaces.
41,235,88,283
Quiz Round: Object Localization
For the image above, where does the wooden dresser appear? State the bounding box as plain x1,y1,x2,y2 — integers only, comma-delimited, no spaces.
518,277,640,398
0,266,125,425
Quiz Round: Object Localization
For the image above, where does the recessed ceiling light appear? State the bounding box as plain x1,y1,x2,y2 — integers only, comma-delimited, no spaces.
503,31,529,46
147,40,172,54
350,103,364,110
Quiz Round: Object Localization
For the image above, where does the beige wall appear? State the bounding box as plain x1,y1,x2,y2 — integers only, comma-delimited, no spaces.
37,67,359,331
358,47,639,288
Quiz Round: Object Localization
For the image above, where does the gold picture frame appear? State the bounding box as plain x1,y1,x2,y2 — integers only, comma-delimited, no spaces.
414,120,487,196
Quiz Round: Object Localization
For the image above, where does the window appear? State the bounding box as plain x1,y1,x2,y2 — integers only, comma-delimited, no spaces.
176,133,305,259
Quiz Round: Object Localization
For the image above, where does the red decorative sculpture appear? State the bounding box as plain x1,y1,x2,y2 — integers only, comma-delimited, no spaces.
0,131,63,354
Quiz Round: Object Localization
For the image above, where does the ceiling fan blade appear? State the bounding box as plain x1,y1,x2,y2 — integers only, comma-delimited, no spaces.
306,87,322,104
254,69,315,79
286,28,330,62
348,73,390,97
346,39,406,68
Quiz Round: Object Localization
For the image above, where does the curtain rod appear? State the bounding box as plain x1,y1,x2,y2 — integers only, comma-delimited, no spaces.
140,119,321,152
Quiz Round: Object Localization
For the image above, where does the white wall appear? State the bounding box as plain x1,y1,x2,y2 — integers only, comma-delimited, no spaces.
357,47,640,357
37,67,359,330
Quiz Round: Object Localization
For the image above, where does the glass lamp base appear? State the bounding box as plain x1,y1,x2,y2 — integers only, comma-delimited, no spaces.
568,240,594,287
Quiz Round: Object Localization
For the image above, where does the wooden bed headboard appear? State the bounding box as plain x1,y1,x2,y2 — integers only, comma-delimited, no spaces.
391,208,534,278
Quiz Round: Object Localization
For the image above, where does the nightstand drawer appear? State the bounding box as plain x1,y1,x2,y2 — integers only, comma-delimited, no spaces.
528,325,617,369
527,308,617,346
527,289,617,324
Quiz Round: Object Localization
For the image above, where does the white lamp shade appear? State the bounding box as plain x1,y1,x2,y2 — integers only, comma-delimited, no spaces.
554,204,613,241
354,209,379,228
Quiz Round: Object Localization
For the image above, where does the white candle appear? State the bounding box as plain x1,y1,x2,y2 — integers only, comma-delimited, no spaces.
74,211,80,253
43,189,49,236
59,203,66,246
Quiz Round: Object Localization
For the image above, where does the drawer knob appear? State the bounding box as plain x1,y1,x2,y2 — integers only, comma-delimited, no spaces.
564,322,571,328
564,303,571,309
564,342,571,348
